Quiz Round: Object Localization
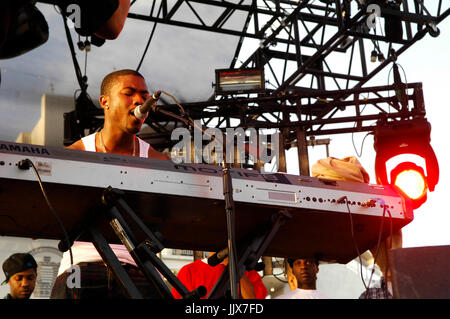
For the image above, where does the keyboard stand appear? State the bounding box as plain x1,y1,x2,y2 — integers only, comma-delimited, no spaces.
208,209,292,299
59,186,206,299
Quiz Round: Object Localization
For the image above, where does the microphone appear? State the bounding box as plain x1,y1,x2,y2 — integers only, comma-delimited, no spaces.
134,90,162,119
207,248,229,267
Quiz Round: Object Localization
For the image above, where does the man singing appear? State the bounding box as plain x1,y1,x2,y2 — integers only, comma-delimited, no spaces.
51,69,169,299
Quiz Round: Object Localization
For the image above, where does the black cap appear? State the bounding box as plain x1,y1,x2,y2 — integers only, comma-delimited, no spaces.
2,253,37,285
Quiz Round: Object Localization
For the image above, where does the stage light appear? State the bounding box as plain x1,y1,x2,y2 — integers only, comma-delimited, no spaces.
215,68,265,95
371,50,377,62
77,40,85,51
390,162,427,209
84,40,91,52
374,117,439,209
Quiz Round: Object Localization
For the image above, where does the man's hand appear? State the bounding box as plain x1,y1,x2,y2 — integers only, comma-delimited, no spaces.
239,274,256,299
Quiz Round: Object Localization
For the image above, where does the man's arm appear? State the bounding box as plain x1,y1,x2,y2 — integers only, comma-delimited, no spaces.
148,145,171,160
94,0,130,40
239,274,256,299
65,139,85,151
241,270,268,299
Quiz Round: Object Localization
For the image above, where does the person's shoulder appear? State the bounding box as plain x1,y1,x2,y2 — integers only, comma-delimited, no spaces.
65,139,85,151
147,145,170,160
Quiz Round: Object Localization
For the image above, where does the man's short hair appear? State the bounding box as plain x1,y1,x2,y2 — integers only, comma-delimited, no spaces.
287,257,319,268
100,69,145,96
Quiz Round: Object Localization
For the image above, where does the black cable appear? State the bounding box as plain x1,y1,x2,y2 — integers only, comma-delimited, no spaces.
350,100,373,158
363,203,387,299
83,38,88,77
386,62,409,113
136,23,157,71
352,131,371,158
60,6,86,91
342,196,368,291
384,208,394,298
271,272,288,283
136,3,163,72
22,159,74,267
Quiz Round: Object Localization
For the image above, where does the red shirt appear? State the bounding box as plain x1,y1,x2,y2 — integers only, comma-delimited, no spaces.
171,259,267,299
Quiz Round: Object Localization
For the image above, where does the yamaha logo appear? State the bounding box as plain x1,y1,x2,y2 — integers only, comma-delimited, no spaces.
0,143,51,156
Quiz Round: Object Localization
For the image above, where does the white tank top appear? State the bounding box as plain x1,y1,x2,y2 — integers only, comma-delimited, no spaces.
80,132,150,157
58,133,150,275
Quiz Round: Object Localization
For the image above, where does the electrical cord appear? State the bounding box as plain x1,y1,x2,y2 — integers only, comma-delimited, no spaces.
363,202,387,299
352,131,372,158
60,8,86,92
342,194,392,299
136,2,163,72
267,257,289,283
18,159,74,268
384,208,394,298
158,90,186,116
271,272,288,283
350,94,377,158
156,90,215,144
341,196,368,291
360,197,395,299
387,62,409,113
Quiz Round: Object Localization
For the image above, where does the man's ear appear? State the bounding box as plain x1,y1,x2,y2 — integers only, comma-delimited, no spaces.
99,95,109,110
288,273,297,291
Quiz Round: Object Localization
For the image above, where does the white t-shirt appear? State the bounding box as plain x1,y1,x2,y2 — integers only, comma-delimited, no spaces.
58,242,137,275
275,288,330,299
58,133,150,275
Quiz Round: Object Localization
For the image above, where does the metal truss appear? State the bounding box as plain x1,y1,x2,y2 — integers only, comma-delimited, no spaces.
36,0,450,152
124,0,450,93
38,0,450,94
123,0,449,151
140,81,427,150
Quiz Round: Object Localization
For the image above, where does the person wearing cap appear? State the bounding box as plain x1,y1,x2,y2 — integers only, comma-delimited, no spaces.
2,253,38,299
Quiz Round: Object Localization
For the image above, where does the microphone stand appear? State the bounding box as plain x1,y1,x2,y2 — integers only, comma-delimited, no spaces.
151,105,239,299
221,160,239,299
